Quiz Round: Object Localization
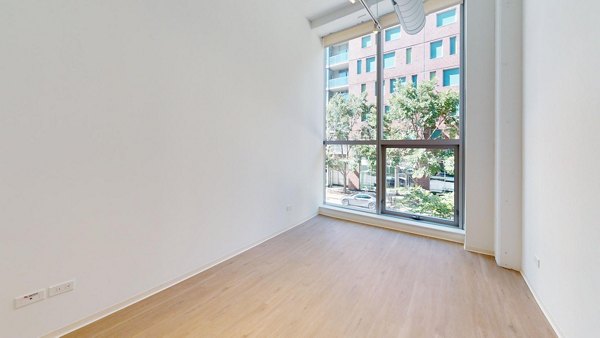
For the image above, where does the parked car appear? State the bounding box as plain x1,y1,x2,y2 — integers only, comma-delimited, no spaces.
341,193,376,209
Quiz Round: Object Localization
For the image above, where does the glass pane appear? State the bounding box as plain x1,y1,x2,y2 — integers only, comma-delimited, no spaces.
385,26,401,41
450,36,457,55
325,145,377,213
430,40,443,59
325,33,377,141
385,148,455,221
383,5,461,140
436,9,457,27
443,68,460,87
383,52,396,69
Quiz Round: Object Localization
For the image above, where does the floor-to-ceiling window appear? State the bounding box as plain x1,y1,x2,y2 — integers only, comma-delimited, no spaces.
324,4,463,227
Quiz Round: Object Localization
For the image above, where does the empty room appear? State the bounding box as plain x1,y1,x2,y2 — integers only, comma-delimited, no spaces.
1,0,598,337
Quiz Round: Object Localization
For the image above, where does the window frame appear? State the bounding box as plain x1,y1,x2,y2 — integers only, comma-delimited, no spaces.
381,143,460,226
450,36,457,55
443,67,460,87
430,40,444,59
323,5,465,229
361,35,372,48
436,8,457,27
366,56,376,72
383,52,396,69
385,26,401,42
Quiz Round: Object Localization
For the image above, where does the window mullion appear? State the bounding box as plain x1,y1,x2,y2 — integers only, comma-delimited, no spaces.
376,31,384,214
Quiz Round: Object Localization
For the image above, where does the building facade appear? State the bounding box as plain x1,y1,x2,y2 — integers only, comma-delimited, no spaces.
326,6,460,104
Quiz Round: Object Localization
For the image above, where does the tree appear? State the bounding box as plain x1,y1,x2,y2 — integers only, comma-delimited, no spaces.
325,82,458,219
387,80,459,140
325,93,371,193
326,93,360,141
386,80,458,182
385,80,458,219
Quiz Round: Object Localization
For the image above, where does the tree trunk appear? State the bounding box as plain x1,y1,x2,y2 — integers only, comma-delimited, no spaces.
343,162,348,194
414,176,430,190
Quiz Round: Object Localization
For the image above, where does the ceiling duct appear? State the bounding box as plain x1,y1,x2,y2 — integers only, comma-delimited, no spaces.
390,0,426,35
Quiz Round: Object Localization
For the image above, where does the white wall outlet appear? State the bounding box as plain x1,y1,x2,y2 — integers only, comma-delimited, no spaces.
286,205,293,212
14,289,46,309
48,280,75,297
535,256,541,269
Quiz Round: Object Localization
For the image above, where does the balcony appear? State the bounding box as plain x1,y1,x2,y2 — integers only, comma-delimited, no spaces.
328,76,349,91
328,52,349,70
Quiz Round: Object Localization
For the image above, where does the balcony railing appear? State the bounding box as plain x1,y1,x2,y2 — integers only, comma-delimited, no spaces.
328,52,348,66
328,76,348,89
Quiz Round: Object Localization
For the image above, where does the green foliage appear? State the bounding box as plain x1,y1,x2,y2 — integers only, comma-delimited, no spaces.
326,93,377,192
395,187,454,219
388,148,454,179
326,93,369,141
387,80,459,140
325,81,458,200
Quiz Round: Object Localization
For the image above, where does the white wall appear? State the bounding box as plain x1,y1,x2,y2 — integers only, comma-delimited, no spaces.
522,0,600,336
464,0,496,255
0,1,323,337
494,0,522,270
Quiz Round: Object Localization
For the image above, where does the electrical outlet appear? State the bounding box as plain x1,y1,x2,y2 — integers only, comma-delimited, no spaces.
14,289,46,309
535,256,541,269
48,280,75,297
286,205,293,212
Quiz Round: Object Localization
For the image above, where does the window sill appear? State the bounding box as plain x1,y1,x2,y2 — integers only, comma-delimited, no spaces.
318,205,465,244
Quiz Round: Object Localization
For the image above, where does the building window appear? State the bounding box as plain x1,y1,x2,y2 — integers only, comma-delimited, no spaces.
366,57,376,72
430,40,443,59
450,36,457,55
443,68,460,86
324,3,462,228
383,52,395,69
385,26,401,41
436,8,456,27
361,35,372,48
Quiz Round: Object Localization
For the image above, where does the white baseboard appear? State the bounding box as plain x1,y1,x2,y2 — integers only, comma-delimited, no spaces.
319,205,465,244
463,244,495,257
520,272,563,338
43,213,318,338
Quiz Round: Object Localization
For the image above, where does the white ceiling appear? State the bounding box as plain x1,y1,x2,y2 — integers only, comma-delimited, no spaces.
299,0,351,21
297,0,395,37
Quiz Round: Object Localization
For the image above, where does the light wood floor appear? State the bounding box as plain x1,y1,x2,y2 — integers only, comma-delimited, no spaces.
66,216,555,338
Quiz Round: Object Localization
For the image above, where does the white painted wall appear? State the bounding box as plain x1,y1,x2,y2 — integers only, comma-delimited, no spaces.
522,0,600,336
494,0,522,270
464,0,496,255
0,1,323,337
